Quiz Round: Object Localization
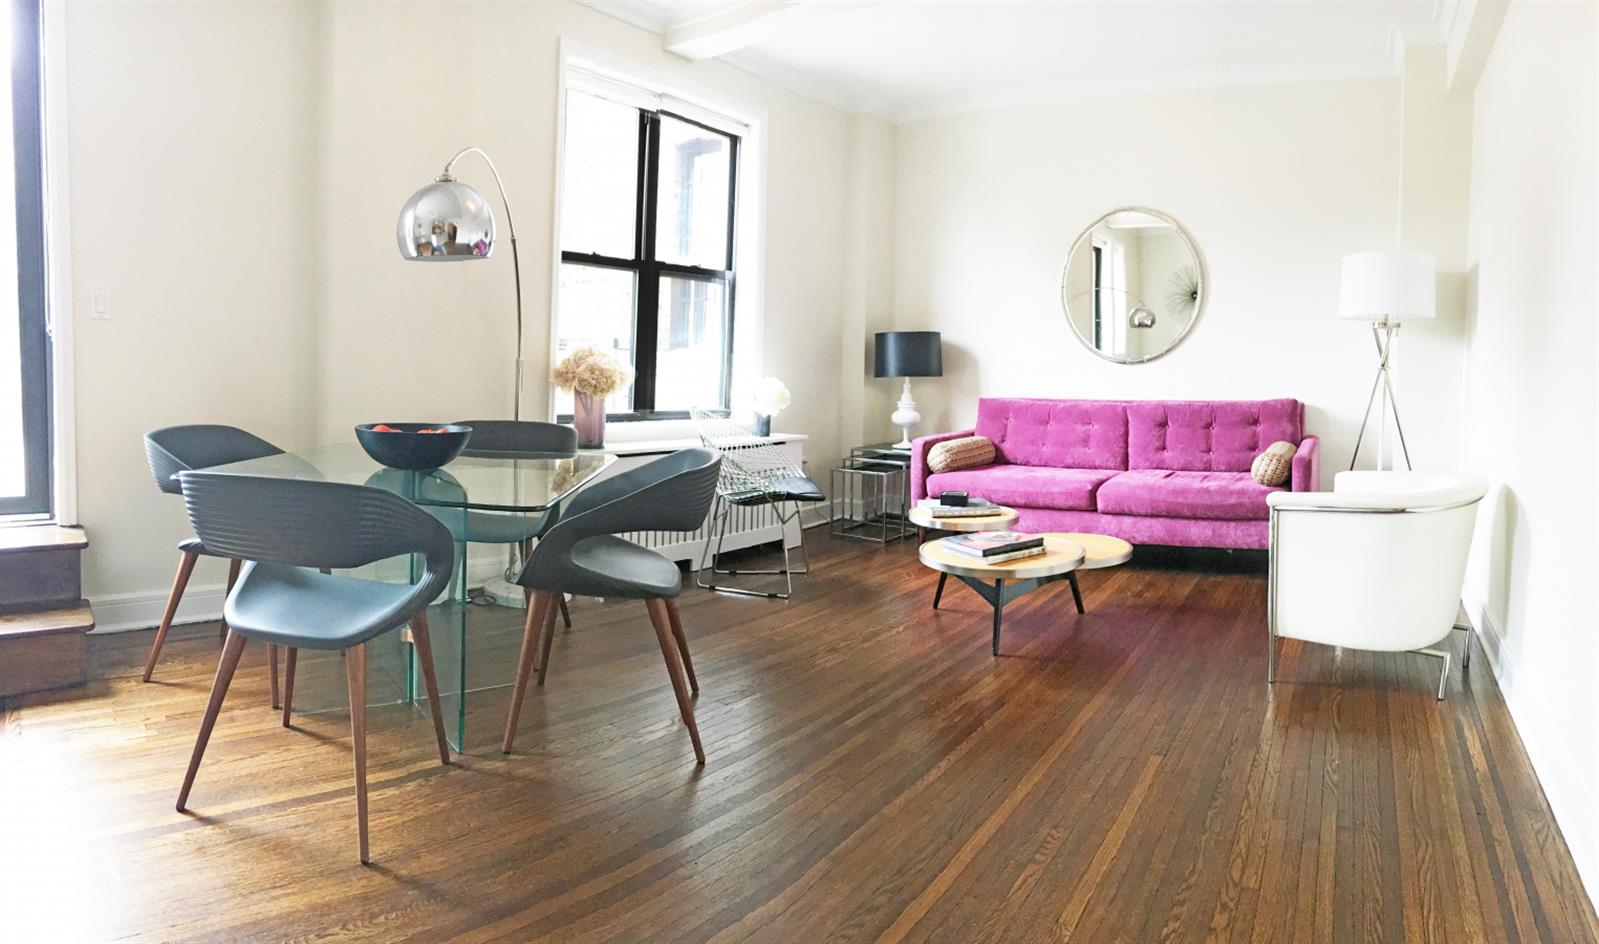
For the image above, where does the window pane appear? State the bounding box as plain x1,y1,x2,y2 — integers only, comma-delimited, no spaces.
654,115,731,269
555,263,636,415
653,276,727,412
0,4,21,499
559,90,638,258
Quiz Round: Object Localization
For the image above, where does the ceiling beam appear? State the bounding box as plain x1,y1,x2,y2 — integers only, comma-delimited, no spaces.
665,1,877,61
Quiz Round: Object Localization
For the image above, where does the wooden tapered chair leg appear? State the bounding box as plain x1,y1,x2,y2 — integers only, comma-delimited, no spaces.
346,642,369,865
268,644,280,710
663,598,699,695
407,610,452,766
144,548,200,682
559,596,573,629
535,590,560,686
503,590,552,754
219,557,242,643
280,648,297,727
645,598,705,765
177,630,249,811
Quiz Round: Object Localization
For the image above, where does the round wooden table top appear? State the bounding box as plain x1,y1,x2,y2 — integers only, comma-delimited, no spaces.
908,504,1020,532
1049,532,1134,570
919,534,1086,581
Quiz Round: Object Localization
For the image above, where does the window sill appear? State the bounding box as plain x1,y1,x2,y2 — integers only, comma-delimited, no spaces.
576,429,807,457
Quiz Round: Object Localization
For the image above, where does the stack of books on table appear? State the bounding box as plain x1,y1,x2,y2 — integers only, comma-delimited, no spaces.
917,497,1000,518
939,530,1046,563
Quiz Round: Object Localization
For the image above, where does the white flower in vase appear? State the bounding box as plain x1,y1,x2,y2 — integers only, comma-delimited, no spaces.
748,377,791,435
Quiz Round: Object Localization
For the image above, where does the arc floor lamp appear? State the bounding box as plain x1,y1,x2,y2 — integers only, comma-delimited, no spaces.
396,147,525,420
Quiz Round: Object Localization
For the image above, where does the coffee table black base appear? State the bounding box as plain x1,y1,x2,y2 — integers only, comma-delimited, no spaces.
933,571,1086,655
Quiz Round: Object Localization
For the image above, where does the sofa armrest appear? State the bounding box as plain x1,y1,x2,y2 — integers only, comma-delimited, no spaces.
1291,435,1320,492
910,429,976,502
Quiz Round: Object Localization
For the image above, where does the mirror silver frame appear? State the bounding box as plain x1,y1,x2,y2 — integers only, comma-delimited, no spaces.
1060,206,1206,365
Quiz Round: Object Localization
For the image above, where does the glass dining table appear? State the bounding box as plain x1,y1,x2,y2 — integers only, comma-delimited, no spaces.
208,442,616,750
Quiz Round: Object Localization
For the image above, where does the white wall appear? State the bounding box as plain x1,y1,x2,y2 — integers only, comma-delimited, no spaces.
1460,0,1598,899
841,112,898,447
887,77,1466,474
62,1,322,621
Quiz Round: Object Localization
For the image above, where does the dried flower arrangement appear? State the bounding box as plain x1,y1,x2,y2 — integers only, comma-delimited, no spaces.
552,346,632,398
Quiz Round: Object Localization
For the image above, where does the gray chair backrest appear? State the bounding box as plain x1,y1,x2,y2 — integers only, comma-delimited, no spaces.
146,425,283,495
523,448,721,580
456,420,578,455
177,472,455,604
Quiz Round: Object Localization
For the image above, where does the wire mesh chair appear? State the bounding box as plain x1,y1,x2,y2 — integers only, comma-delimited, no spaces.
691,409,825,599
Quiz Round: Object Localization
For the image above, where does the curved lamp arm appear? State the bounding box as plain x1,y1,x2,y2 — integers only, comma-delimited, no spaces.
442,146,525,421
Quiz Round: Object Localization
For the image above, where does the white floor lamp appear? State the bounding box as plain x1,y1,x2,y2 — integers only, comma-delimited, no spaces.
1339,251,1435,471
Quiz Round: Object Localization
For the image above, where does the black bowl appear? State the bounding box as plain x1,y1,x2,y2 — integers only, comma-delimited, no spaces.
355,423,473,471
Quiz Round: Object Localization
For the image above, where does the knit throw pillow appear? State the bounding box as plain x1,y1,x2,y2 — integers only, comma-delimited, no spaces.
927,435,996,474
1250,440,1296,486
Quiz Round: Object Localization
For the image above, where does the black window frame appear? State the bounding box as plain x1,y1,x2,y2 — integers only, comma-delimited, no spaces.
558,101,739,422
1,0,51,517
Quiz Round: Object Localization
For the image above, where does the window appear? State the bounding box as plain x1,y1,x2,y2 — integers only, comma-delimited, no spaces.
555,78,739,420
0,0,49,515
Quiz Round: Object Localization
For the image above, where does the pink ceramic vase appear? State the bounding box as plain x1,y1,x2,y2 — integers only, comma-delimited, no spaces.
573,392,605,448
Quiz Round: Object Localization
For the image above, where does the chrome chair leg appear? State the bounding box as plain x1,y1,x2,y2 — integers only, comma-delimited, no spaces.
1266,633,1277,684
1416,647,1451,700
694,497,729,592
697,499,808,600
1453,620,1473,669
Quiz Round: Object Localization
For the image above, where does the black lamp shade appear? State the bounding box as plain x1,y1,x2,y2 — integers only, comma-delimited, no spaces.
874,331,943,378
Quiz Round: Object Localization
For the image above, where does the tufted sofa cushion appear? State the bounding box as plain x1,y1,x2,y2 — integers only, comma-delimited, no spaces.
927,465,1119,512
973,398,1129,470
1127,399,1303,472
1097,470,1284,521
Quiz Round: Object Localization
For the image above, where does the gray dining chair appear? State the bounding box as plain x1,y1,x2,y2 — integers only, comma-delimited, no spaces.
501,448,721,765
173,471,454,865
142,425,284,699
452,420,579,626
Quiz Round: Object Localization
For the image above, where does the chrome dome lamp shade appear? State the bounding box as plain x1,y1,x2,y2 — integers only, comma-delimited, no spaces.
397,147,526,419
396,177,496,260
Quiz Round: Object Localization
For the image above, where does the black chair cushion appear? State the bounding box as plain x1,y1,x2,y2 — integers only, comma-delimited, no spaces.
726,474,826,506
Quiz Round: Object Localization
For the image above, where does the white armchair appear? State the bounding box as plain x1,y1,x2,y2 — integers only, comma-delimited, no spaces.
1267,471,1488,699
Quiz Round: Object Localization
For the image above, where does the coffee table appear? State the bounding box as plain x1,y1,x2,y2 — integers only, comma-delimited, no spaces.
919,534,1085,655
918,531,1135,655
907,503,1019,539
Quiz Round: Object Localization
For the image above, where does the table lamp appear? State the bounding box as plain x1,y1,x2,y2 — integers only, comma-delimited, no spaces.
397,147,526,420
1339,250,1435,470
874,331,943,449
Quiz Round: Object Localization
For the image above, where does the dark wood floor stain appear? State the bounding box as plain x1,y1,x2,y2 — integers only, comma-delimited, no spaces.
2,534,1593,942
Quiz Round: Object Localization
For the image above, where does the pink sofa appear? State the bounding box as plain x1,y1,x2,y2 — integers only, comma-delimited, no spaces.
911,398,1320,550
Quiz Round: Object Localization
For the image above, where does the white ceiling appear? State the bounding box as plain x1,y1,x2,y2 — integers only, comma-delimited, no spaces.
576,0,1448,122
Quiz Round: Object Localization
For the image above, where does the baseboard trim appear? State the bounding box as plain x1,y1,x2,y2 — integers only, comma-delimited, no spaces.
1462,593,1599,907
89,582,227,635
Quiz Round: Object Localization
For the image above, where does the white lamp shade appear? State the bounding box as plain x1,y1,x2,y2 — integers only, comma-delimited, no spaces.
1339,251,1436,321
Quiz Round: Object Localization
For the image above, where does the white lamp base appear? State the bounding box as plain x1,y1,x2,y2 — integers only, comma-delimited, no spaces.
890,377,921,449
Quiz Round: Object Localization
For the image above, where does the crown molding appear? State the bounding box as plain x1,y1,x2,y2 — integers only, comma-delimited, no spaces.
892,58,1405,125
574,0,1436,126
574,0,673,35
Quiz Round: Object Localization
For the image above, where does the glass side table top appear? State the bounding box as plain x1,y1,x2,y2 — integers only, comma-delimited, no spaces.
207,442,615,511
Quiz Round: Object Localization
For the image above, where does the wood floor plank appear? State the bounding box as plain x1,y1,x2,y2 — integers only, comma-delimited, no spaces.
1,533,1593,943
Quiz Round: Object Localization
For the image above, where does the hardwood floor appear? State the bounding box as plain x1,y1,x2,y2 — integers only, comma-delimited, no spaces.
2,533,1593,942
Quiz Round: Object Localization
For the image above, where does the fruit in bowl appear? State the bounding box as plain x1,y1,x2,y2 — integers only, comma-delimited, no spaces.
355,422,473,470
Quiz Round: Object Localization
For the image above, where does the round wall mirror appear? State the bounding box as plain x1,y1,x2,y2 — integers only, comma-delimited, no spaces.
1061,207,1205,364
